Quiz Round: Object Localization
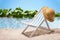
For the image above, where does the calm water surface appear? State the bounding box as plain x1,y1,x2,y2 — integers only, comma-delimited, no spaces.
0,17,60,29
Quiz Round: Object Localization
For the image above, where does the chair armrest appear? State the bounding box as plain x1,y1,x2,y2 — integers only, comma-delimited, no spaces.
21,21,37,27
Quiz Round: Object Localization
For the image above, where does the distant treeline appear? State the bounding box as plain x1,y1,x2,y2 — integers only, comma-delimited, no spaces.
55,12,60,17
0,7,37,18
0,7,60,18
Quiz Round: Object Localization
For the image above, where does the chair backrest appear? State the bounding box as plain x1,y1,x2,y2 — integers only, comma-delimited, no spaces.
30,8,44,26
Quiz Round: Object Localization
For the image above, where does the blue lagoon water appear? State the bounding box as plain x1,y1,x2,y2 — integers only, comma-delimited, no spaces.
0,17,31,29
0,17,60,29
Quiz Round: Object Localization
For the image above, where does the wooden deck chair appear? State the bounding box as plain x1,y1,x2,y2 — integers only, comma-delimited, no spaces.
21,7,51,37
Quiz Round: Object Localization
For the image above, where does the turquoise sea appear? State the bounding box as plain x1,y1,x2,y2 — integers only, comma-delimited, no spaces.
0,17,60,29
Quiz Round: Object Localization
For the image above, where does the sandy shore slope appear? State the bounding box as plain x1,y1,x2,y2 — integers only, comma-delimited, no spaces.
0,28,60,40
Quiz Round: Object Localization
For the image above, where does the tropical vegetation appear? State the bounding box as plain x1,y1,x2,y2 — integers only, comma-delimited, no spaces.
0,7,60,18
55,12,60,17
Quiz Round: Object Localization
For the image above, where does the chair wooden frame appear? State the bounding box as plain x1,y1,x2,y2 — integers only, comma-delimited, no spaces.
22,8,51,37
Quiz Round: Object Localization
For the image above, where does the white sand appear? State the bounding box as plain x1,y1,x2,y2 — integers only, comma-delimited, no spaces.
0,28,60,40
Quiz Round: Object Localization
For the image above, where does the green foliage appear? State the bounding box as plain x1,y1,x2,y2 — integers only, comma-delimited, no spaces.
24,10,37,18
15,7,23,12
9,8,12,11
0,9,2,13
1,7,60,18
0,9,2,16
55,12,60,17
0,7,38,18
7,9,12,17
0,9,8,17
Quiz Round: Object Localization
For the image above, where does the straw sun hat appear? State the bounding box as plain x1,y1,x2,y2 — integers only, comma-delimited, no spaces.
42,7,55,22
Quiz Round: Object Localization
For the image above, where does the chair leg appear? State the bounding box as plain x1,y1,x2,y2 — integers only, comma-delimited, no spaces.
44,19,50,30
22,25,29,33
29,26,39,37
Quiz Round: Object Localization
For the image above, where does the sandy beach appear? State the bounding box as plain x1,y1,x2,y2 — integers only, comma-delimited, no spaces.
0,28,60,40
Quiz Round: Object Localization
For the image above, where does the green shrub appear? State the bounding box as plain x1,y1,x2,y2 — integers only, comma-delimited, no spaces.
0,7,60,18
55,12,60,17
